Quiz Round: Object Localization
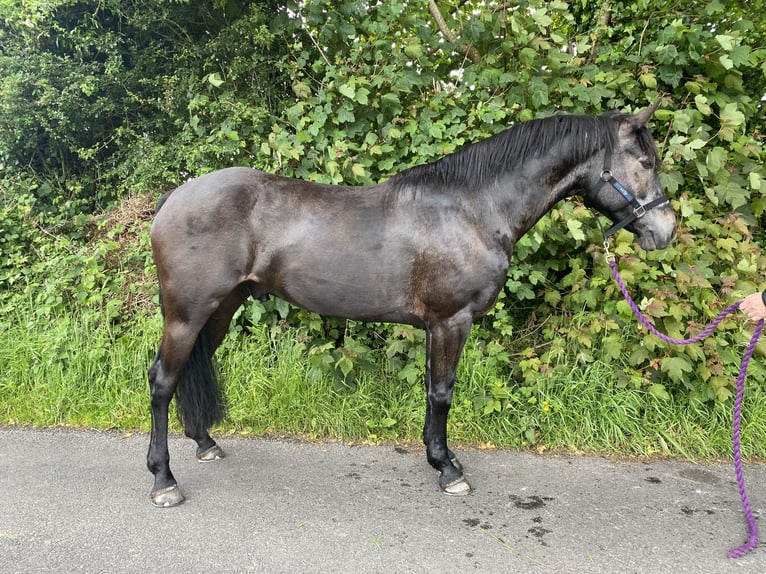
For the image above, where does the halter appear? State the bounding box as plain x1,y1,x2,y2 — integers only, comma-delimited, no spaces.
591,147,670,240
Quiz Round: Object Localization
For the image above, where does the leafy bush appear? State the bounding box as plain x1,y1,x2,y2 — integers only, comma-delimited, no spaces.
1,0,765,445
247,0,766,407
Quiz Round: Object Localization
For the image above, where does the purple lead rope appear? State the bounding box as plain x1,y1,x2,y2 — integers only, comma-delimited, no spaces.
608,259,763,558
729,317,763,558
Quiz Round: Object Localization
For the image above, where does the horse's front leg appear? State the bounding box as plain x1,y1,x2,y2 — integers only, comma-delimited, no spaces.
423,313,472,495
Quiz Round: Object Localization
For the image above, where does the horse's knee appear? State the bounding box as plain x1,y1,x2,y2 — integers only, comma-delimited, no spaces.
148,352,179,402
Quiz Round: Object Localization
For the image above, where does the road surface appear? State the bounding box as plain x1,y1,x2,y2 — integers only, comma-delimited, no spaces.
0,428,764,573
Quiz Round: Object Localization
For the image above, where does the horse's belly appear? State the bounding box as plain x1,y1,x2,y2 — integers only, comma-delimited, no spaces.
269,260,416,324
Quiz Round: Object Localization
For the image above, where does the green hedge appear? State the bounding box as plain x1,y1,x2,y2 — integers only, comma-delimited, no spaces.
1,0,764,421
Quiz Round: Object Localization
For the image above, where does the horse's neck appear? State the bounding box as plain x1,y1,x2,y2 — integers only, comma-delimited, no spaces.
493,155,596,250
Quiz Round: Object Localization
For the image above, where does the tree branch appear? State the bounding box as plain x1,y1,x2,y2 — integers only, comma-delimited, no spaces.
588,1,612,64
427,0,482,65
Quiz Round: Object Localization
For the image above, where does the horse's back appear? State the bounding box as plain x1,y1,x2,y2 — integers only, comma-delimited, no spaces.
149,166,506,326
152,167,268,228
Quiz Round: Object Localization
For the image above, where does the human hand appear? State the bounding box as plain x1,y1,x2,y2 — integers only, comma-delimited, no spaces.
740,291,766,321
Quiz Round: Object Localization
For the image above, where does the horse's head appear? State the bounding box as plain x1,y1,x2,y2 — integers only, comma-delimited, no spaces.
586,100,676,251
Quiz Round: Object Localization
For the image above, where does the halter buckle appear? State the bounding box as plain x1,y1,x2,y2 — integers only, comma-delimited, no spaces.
633,204,646,218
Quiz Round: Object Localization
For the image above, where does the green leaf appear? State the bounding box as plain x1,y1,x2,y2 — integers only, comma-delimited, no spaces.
661,357,693,383
647,383,671,401
628,346,651,366
693,95,711,115
336,356,354,377
639,72,657,89
397,362,421,384
207,73,224,87
351,163,365,177
705,147,727,173
715,35,734,51
720,103,745,127
749,172,762,191
354,87,370,105
338,83,355,100
380,93,402,114
566,219,585,241
337,107,355,123
274,297,290,319
379,417,397,428
404,41,422,60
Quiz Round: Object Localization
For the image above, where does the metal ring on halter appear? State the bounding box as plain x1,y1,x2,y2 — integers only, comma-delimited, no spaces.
603,238,615,264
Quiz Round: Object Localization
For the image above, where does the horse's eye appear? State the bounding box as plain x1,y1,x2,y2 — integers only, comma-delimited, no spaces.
640,159,655,170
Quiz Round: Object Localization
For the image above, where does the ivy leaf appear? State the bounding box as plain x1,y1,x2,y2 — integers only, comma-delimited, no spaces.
706,147,727,173
694,95,711,115
380,92,402,114
749,172,762,191
720,103,745,127
566,219,586,241
715,35,734,51
351,163,365,177
206,73,224,87
338,82,355,100
647,383,671,401
354,87,370,105
661,357,693,383
719,55,734,70
337,107,355,124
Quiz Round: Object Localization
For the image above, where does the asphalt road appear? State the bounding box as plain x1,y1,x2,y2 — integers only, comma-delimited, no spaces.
0,427,764,573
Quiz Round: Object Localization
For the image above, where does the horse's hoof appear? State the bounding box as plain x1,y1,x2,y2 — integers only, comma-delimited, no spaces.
151,485,185,508
440,475,473,496
197,444,225,462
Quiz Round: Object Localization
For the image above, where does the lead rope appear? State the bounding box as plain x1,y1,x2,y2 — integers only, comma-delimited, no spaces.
604,240,763,558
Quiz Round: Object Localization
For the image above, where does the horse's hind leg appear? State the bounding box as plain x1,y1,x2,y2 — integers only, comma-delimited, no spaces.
185,284,252,463
176,325,226,464
147,318,202,507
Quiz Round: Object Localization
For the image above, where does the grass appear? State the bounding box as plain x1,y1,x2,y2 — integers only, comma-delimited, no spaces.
2,303,766,461
0,307,158,429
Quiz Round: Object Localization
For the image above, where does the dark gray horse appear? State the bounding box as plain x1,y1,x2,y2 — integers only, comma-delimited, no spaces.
147,101,675,506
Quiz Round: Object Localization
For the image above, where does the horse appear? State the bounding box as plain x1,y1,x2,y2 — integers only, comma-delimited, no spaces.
146,100,675,507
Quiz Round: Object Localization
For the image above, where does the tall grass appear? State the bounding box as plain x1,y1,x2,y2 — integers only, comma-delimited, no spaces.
2,303,765,460
0,306,160,429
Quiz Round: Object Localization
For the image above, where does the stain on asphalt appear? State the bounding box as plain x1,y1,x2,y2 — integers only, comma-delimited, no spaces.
528,526,553,546
681,506,715,516
509,495,553,510
463,518,492,530
679,468,721,486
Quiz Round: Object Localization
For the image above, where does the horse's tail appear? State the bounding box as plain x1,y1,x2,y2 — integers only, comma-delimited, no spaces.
174,326,226,438
154,189,173,215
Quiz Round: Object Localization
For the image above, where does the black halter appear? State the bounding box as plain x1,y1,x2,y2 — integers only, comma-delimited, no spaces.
591,147,669,239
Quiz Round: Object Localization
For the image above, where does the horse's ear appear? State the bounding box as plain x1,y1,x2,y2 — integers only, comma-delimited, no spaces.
631,98,662,128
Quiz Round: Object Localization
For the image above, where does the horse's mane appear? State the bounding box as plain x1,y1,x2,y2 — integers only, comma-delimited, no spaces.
389,112,658,191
